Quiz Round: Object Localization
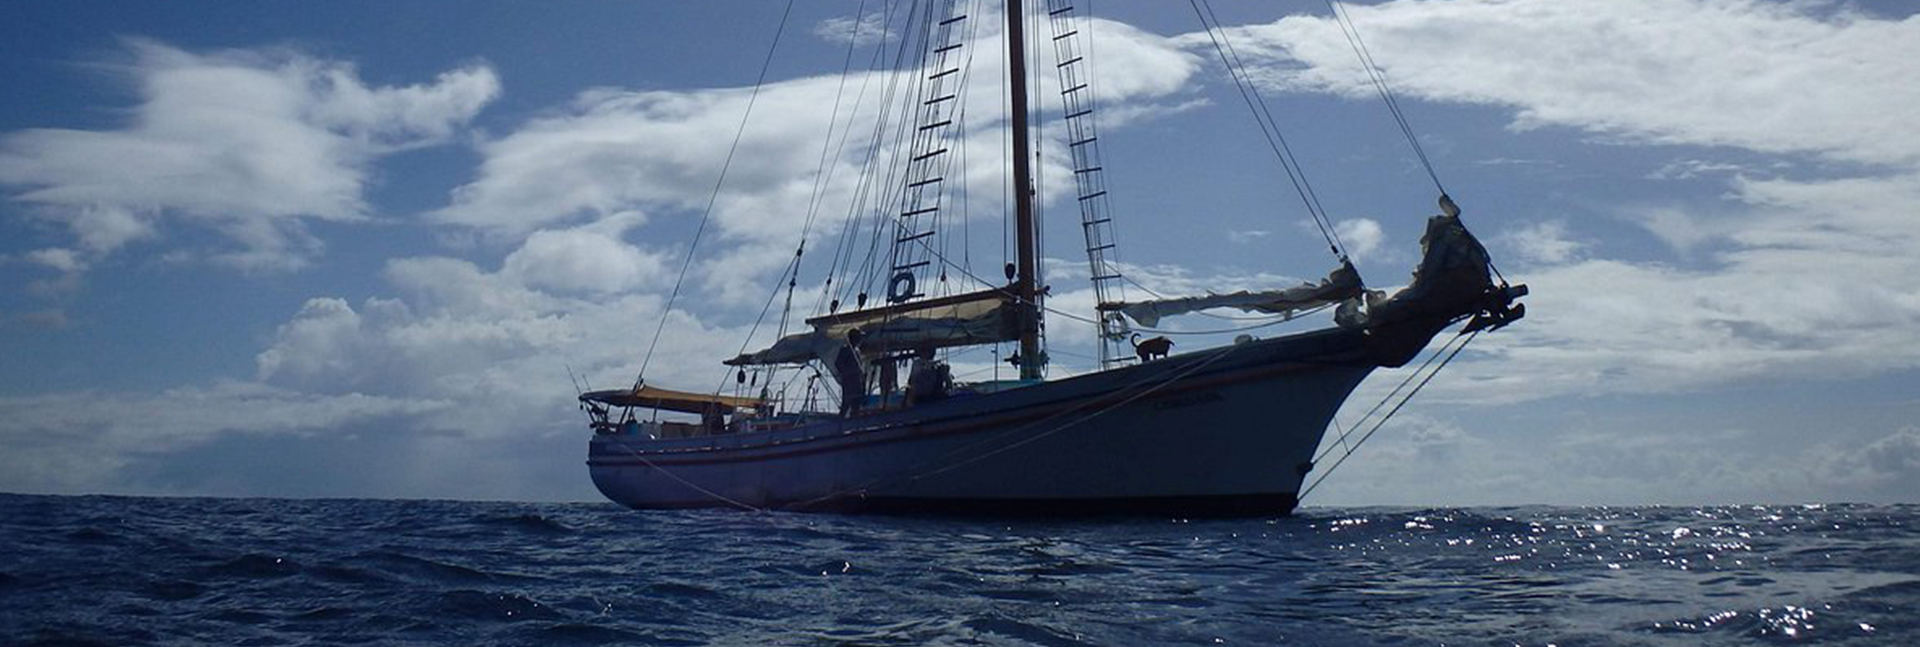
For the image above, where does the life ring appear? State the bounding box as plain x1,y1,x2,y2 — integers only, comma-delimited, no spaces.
887,272,917,303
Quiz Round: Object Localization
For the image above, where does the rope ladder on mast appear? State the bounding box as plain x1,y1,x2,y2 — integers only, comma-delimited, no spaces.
1043,0,1131,368
887,0,971,304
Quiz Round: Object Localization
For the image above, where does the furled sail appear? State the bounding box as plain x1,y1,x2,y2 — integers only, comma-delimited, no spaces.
579,384,765,414
1334,209,1495,329
725,287,1024,366
1098,262,1365,328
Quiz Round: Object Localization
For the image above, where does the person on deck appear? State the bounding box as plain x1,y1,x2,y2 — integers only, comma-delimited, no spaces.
701,402,725,435
905,345,951,406
835,328,867,417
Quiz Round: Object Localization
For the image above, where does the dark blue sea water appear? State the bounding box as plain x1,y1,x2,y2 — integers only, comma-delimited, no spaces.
1,495,1913,646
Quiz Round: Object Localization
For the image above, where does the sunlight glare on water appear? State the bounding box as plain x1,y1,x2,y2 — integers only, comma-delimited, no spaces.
0,495,1914,645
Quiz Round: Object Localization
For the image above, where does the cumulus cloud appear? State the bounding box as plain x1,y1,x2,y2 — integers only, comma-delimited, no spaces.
1496,220,1584,265
22,247,86,273
1311,402,1920,506
252,227,760,442
22,2,1920,503
1214,0,1920,166
0,39,498,271
1848,426,1920,481
814,12,895,47
1204,0,1920,404
1332,217,1385,260
437,16,1201,232
500,212,667,295
1647,158,1750,181
431,14,1202,310
0,382,447,494
1427,172,1920,404
5,211,718,497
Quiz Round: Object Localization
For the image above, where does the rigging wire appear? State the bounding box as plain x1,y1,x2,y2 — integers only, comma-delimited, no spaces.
1312,328,1457,466
1187,0,1346,262
605,3,1503,515
781,0,879,333
732,0,985,404
1313,328,1459,464
881,208,1328,343
1324,0,1444,195
1198,0,1347,260
739,0,881,399
633,0,799,388
1323,1,1510,288
712,253,804,396
1299,328,1480,501
824,0,923,312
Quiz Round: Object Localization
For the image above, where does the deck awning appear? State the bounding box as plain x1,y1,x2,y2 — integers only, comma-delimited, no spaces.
726,287,1024,366
578,385,765,415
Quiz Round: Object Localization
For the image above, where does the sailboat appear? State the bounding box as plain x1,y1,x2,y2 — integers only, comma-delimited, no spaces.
579,0,1526,515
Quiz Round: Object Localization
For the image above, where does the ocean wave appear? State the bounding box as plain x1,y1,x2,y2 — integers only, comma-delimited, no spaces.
0,494,1913,645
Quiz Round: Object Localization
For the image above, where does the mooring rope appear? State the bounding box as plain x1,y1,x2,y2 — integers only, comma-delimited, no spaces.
605,440,768,514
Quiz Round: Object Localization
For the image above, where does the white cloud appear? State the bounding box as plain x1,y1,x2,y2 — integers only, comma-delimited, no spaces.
431,15,1204,312
0,381,447,494
249,218,771,445
4,3,1914,505
1226,229,1271,244
1200,1,1920,405
0,39,499,272
1647,158,1748,181
1216,0,1920,166
1428,172,1920,404
814,12,894,48
1333,217,1385,260
436,14,1203,238
500,212,666,295
22,247,85,273
1847,425,1920,482
1496,220,1584,264
1310,410,1920,506
67,204,157,255
1625,206,1727,254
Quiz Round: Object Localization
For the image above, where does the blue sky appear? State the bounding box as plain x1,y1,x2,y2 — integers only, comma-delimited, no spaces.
3,0,1917,505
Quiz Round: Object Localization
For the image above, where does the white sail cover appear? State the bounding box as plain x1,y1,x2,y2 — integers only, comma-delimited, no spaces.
726,288,1021,366
1101,262,1364,328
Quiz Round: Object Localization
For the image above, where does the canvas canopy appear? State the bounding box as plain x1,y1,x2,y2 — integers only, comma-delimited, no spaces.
726,287,1023,366
579,384,765,415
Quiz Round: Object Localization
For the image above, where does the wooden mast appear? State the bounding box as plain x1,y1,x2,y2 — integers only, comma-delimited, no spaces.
1007,0,1043,380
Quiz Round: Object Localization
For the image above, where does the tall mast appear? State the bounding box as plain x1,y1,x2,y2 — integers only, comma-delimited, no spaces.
1007,0,1043,380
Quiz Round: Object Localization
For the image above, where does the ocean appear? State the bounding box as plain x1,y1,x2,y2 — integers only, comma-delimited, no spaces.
1,494,1913,646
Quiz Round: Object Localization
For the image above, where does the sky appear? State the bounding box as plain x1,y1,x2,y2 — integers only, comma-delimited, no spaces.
2,0,1917,506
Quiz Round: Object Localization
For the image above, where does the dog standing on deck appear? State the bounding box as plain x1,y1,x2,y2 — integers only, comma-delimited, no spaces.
1130,333,1173,362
